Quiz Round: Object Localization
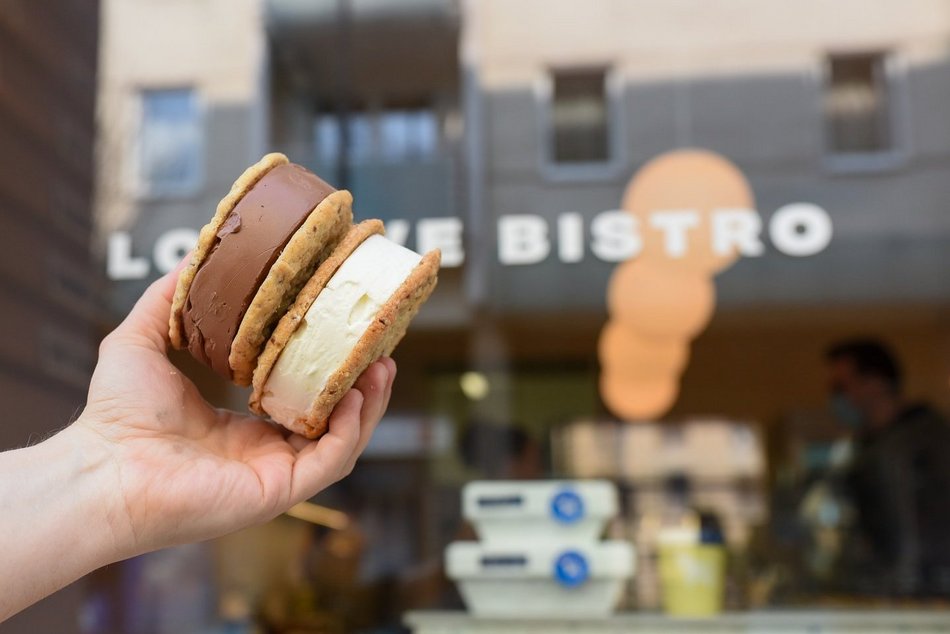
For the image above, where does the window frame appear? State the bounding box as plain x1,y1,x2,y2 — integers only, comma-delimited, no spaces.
128,86,206,200
538,65,625,182
820,51,910,174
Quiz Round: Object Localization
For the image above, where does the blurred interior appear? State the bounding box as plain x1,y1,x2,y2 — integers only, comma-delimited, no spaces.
3,0,950,632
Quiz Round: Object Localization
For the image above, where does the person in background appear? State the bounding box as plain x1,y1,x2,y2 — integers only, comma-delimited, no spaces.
825,338,950,595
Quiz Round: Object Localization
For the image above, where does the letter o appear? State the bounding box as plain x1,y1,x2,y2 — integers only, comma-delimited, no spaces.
768,203,833,257
154,229,199,273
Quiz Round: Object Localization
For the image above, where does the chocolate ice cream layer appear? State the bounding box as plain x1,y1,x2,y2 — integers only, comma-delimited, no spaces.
182,163,335,377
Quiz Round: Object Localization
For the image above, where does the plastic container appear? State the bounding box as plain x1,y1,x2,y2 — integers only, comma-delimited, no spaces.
462,480,618,542
657,528,726,617
446,540,634,618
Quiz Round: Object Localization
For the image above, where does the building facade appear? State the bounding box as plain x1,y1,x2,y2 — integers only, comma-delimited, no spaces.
468,0,950,312
96,0,268,315
461,0,950,429
98,0,950,426
92,0,950,624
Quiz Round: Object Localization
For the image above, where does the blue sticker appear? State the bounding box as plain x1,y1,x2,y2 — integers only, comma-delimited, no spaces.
553,550,590,588
550,489,585,524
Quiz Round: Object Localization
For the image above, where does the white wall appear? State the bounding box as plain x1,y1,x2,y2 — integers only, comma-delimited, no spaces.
466,0,950,86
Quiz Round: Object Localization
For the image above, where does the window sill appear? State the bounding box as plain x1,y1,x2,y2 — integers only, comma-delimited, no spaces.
823,151,906,175
129,181,205,203
540,160,626,183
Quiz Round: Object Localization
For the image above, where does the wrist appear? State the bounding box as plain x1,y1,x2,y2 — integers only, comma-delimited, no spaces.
47,420,137,563
0,420,133,620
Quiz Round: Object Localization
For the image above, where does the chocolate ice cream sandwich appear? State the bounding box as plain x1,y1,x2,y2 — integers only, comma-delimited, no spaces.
169,153,353,385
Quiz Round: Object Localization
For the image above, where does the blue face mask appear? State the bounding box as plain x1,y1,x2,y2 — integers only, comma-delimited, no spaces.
830,393,864,428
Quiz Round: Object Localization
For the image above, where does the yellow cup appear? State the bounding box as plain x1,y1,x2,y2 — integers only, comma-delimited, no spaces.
658,544,726,617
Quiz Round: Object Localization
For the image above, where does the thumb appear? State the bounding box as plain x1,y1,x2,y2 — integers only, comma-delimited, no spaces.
111,255,190,352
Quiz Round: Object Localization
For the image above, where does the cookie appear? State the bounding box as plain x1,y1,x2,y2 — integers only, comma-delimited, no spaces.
169,152,288,349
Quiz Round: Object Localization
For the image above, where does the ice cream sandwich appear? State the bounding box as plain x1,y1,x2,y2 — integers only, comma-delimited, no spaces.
169,153,352,385
249,221,440,438
169,153,439,439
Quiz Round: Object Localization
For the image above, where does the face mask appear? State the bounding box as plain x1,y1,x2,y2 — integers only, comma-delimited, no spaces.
830,393,864,429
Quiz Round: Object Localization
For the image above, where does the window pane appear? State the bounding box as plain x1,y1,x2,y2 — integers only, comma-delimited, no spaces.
825,53,892,154
317,108,439,164
379,109,438,161
379,111,411,161
347,113,375,163
314,115,341,167
139,88,201,192
551,69,610,164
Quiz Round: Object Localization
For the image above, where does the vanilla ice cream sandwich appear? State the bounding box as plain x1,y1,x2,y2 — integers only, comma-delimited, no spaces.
169,153,353,384
249,221,440,438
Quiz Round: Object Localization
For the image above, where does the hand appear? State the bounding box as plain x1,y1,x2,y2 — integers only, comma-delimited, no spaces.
71,263,394,558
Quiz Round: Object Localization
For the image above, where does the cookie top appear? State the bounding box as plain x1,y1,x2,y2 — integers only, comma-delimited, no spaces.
169,152,288,349
263,249,441,438
229,189,353,385
249,219,386,407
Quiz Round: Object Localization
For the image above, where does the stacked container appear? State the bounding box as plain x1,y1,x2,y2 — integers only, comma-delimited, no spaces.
445,480,635,618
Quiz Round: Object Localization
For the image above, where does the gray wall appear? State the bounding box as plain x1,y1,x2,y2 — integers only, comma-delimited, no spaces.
478,60,950,314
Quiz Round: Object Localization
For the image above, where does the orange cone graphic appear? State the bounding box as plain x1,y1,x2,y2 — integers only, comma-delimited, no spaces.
599,150,756,421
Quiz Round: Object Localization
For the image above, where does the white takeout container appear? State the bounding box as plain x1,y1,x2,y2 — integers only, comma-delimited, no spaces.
462,480,618,542
446,540,634,618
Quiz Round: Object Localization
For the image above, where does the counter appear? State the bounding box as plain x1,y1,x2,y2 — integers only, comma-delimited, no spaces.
405,610,950,634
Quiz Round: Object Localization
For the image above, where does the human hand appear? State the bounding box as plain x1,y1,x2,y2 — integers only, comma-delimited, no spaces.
70,263,394,559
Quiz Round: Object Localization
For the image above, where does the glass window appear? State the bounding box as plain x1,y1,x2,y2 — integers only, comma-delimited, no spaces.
137,88,202,195
314,108,438,166
550,68,610,164
825,53,893,155
313,115,341,167
379,110,438,162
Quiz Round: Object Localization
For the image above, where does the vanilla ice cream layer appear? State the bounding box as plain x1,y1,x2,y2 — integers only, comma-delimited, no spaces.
262,234,422,424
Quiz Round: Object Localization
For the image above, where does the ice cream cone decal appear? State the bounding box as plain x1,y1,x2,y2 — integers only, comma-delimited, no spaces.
599,149,756,421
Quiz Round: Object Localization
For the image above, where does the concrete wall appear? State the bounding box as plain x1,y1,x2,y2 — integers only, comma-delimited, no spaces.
468,0,950,79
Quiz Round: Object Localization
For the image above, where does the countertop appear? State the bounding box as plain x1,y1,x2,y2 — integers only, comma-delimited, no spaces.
405,609,950,633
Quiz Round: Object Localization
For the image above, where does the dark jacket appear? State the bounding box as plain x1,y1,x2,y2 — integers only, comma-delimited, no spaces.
847,403,950,595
